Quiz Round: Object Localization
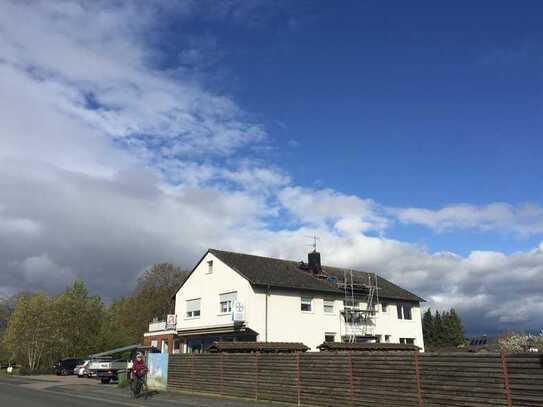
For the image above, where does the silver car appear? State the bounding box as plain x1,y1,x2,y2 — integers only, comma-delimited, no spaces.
74,360,92,378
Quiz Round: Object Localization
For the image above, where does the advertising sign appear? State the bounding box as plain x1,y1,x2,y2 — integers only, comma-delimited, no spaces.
232,301,245,322
146,353,168,391
166,314,177,330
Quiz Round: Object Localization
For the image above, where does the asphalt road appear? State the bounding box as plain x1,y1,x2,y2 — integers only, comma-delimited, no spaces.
0,375,276,407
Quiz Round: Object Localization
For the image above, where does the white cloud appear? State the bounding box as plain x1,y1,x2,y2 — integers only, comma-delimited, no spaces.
278,187,389,232
392,202,543,236
0,212,41,238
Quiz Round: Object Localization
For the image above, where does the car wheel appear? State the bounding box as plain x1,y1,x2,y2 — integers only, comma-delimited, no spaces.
61,369,69,376
101,378,111,384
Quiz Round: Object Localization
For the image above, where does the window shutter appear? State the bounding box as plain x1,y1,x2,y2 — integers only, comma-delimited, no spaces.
219,292,237,303
187,299,201,312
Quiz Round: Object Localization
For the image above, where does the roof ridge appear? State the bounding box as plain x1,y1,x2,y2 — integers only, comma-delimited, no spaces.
208,248,424,302
208,248,374,275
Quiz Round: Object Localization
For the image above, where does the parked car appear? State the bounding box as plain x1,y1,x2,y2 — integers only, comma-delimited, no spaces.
54,358,82,376
74,360,92,378
89,344,160,384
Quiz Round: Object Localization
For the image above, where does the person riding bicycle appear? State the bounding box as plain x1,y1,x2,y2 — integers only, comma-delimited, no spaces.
130,352,147,398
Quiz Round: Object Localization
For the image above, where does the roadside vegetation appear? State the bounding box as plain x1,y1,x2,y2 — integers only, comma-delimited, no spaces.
422,308,466,349
0,263,187,371
498,330,543,352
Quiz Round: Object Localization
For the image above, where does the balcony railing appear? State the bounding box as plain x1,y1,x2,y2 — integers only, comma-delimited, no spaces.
148,321,167,332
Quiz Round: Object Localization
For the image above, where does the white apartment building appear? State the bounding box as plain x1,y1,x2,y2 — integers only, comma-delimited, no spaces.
146,249,425,352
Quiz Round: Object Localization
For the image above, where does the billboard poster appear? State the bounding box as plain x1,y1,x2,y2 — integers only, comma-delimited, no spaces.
166,314,177,330
146,353,168,391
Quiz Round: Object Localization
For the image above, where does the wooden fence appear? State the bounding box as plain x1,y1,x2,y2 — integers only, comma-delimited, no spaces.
168,352,543,407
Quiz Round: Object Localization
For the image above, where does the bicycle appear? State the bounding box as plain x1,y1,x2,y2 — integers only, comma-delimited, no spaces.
130,370,147,399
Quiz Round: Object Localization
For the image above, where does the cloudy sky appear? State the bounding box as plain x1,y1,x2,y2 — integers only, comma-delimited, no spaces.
1,0,542,335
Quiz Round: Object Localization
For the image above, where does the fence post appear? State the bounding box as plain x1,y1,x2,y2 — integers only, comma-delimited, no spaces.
296,351,301,407
220,352,224,397
255,352,260,400
413,352,424,407
500,352,513,407
191,353,194,393
348,351,354,406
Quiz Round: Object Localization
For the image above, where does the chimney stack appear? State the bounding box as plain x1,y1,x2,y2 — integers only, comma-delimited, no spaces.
308,250,321,274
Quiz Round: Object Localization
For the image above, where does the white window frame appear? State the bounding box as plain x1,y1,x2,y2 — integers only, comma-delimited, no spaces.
400,338,415,345
301,296,312,312
396,303,413,320
385,335,391,343
219,292,237,314
186,298,201,319
323,299,334,314
324,332,336,342
206,260,213,274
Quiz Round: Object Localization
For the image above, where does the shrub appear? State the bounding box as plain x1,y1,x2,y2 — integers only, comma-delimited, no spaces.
498,330,543,353
117,370,129,388
18,367,55,376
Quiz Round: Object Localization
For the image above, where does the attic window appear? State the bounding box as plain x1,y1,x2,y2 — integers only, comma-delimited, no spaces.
207,260,213,274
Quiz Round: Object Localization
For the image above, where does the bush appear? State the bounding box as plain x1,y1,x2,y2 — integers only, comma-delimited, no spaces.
498,330,543,353
18,367,55,376
117,370,129,388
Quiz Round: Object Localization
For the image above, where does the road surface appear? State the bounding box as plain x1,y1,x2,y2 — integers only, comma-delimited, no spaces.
0,375,276,407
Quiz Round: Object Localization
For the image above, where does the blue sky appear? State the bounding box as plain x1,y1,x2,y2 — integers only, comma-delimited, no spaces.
1,1,542,335
152,1,543,255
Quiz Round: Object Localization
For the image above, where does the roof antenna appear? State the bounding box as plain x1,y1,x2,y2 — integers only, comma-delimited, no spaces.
305,234,320,252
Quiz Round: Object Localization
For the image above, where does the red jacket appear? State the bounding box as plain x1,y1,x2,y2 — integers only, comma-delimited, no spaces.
132,359,146,378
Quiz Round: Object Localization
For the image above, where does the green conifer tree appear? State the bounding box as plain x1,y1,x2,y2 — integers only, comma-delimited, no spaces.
433,311,445,346
422,308,435,346
448,308,465,346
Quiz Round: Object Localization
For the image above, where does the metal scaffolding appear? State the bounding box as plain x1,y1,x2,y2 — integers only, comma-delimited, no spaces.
340,270,380,343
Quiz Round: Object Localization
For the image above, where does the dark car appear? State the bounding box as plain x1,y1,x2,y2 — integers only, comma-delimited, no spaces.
54,358,82,376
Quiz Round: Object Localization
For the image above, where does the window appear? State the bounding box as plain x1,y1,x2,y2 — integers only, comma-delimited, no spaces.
403,305,412,320
207,260,213,274
325,333,335,342
151,339,158,348
186,298,201,318
219,292,237,314
323,299,334,313
396,304,413,320
385,335,391,343
375,335,382,343
301,297,312,312
400,338,415,345
381,302,390,312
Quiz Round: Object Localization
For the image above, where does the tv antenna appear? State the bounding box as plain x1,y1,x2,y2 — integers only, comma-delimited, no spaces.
305,234,320,252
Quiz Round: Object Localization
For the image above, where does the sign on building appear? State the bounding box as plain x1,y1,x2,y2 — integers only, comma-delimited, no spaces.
166,314,177,330
232,301,245,322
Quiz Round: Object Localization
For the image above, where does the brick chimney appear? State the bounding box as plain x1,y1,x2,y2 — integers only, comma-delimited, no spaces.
308,250,321,274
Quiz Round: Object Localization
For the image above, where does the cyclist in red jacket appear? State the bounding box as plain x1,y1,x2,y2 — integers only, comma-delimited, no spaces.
130,352,147,398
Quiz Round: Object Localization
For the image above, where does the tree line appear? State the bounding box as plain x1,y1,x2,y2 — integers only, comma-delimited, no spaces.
422,308,465,348
0,263,187,370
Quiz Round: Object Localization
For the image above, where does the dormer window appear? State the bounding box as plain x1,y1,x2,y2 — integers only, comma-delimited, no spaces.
207,260,213,274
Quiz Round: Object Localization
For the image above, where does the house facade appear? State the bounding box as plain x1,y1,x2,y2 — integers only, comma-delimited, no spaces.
144,248,425,352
